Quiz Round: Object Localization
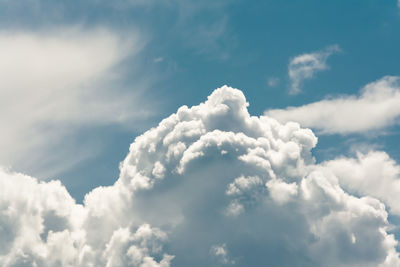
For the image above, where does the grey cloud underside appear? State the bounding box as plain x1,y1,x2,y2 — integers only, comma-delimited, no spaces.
1,86,400,266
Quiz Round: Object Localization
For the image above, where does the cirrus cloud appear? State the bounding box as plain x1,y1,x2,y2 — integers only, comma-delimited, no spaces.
0,26,155,178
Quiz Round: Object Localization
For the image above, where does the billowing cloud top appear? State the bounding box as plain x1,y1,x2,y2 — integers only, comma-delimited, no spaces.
1,86,400,266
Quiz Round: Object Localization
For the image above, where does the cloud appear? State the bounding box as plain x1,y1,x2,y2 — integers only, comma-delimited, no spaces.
1,86,400,266
181,14,233,60
267,77,280,87
0,27,154,177
154,57,164,63
0,0,237,179
266,76,400,135
288,45,340,94
210,244,235,265
0,167,173,266
318,151,400,215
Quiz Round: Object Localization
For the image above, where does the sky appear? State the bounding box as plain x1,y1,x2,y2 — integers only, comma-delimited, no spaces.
1,1,400,266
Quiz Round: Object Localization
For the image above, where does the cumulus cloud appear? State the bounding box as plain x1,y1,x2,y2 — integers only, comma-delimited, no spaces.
288,45,340,94
0,27,153,177
1,86,400,266
0,168,172,267
266,76,400,134
318,151,400,215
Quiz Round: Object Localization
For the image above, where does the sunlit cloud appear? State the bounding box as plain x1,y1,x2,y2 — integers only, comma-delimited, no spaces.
288,45,340,95
266,76,400,134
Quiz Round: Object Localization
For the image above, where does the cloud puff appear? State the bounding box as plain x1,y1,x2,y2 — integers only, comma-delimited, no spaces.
1,86,400,266
0,168,172,267
210,244,235,265
288,45,340,94
318,151,400,215
266,76,400,134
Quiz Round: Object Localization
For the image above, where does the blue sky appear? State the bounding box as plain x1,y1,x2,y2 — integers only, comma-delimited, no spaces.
1,1,400,266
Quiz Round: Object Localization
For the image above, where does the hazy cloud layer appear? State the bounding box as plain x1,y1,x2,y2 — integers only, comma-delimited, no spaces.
288,45,340,94
0,27,153,177
1,86,400,266
266,76,400,134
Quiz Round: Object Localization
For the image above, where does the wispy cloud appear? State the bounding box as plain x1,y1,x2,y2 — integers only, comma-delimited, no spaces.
154,57,164,63
0,27,155,177
267,77,280,87
182,15,234,60
288,45,340,94
266,76,400,134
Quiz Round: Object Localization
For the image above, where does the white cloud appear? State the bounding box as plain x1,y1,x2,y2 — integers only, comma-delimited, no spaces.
103,224,174,267
319,151,400,215
210,244,234,265
1,86,400,266
0,168,172,267
266,178,298,204
0,27,153,177
266,76,400,134
288,45,340,94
